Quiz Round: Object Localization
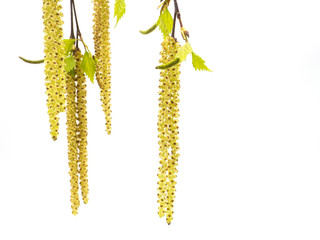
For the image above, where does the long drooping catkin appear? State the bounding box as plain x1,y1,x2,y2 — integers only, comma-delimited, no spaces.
157,37,181,225
42,0,66,140
74,49,89,204
66,54,80,216
93,0,112,134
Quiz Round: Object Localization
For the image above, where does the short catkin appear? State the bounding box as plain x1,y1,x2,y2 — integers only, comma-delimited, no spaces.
75,49,89,204
93,0,112,134
157,36,181,225
66,52,80,215
42,0,66,140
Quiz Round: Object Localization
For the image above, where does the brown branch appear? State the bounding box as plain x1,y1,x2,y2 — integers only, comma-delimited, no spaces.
70,0,75,39
171,0,189,40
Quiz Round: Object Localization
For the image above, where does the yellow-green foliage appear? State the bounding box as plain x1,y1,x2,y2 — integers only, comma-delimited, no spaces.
157,36,181,225
114,0,126,26
93,0,112,135
42,0,66,140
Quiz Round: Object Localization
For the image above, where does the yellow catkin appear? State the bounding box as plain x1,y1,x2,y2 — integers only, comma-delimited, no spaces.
66,54,80,215
157,36,181,225
74,49,89,204
93,0,112,134
42,0,66,140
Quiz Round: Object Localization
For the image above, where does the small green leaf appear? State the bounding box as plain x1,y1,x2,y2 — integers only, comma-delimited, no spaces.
81,51,96,83
114,0,126,27
65,55,76,72
157,9,173,38
192,52,212,72
64,39,75,56
176,42,193,62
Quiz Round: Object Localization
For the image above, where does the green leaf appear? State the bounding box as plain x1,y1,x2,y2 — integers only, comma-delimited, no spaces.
157,9,173,38
81,51,96,83
69,69,76,77
114,0,126,27
176,42,193,62
192,52,212,72
65,55,76,72
64,39,75,56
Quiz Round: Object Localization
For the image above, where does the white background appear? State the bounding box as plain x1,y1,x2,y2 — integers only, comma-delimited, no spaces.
1,0,320,239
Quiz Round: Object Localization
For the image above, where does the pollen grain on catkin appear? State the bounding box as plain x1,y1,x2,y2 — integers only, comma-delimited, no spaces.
74,49,89,204
42,0,66,140
93,0,112,134
157,36,181,225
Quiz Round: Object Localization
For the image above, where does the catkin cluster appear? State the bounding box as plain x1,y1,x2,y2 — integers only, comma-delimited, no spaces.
157,37,181,225
93,0,112,134
66,49,89,215
42,0,66,140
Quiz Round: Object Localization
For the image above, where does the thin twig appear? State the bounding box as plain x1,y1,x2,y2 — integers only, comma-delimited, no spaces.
174,0,184,29
72,0,82,38
172,0,189,41
173,0,182,27
72,0,85,49
70,0,75,39
171,10,177,39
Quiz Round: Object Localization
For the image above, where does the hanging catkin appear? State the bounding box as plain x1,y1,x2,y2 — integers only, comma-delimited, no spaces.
66,49,89,215
42,0,66,140
93,0,112,134
157,36,181,225
75,49,89,204
66,51,80,216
